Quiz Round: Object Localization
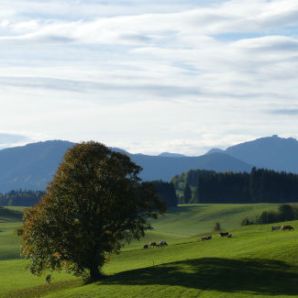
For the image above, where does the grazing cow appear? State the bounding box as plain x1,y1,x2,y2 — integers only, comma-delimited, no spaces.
159,240,168,247
149,241,157,247
219,232,230,237
201,235,212,241
143,244,149,249
281,225,294,231
271,225,281,231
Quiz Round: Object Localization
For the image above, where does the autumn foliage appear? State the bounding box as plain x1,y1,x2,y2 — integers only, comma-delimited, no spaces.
21,142,164,280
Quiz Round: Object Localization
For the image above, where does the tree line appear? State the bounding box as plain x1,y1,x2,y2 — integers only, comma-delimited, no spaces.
172,168,298,203
151,181,178,208
0,182,177,208
242,204,298,225
0,190,44,206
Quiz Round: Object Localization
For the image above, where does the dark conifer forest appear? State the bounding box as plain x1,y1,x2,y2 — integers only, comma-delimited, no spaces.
173,168,298,204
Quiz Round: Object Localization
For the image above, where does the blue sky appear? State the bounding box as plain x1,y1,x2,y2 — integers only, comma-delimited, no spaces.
0,0,298,154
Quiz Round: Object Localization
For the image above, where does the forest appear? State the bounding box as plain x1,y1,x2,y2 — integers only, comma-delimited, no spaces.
0,182,177,208
172,168,298,203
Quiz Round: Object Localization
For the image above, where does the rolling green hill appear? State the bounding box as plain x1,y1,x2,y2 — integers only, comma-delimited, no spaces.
1,204,298,298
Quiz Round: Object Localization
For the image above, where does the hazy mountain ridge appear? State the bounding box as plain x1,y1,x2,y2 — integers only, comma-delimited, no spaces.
0,135,297,192
224,135,298,173
0,141,252,192
0,141,74,192
132,152,252,181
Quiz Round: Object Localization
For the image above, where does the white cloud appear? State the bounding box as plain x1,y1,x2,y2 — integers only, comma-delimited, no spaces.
0,132,33,149
0,0,297,154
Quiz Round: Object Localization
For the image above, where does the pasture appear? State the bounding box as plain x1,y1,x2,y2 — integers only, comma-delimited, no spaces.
1,203,298,298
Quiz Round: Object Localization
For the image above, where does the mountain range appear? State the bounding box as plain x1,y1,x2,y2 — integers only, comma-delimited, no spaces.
0,135,297,192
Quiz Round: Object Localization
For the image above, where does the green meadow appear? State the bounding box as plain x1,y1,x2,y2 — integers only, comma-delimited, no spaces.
1,203,298,298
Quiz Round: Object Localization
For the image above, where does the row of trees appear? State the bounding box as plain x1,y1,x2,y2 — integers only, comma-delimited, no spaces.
0,190,44,206
172,168,298,203
242,204,298,225
0,183,176,208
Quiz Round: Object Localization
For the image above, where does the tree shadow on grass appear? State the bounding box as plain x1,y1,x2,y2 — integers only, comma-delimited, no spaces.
101,258,298,296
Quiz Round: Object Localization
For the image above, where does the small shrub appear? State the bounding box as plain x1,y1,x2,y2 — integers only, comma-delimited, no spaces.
241,217,254,226
213,222,222,232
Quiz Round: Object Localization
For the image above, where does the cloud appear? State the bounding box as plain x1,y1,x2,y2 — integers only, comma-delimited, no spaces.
0,76,200,98
0,133,31,149
234,36,298,52
0,0,298,154
270,108,298,116
0,1,297,46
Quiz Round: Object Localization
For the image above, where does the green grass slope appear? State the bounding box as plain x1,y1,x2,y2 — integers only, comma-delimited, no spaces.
0,207,23,260
1,204,298,298
152,203,279,237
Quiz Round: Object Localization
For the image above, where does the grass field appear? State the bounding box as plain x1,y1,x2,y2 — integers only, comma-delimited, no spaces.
1,203,298,298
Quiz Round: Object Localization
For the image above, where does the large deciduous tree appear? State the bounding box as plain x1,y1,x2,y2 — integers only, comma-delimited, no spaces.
21,142,164,280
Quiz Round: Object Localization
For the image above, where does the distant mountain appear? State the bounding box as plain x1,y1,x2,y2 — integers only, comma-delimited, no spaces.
0,141,252,192
224,135,298,173
0,141,74,192
206,148,224,155
3,135,297,193
133,152,252,181
158,152,186,158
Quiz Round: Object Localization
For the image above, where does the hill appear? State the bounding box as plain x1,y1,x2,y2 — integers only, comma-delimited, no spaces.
158,152,186,158
1,203,298,298
0,142,252,192
224,135,298,173
132,152,252,181
0,141,74,192
2,135,298,192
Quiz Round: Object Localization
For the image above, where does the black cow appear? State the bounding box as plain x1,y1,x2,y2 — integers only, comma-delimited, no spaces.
281,225,294,231
149,241,157,247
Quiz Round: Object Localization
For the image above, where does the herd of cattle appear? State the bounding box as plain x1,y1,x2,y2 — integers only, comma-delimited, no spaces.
201,225,295,241
143,225,295,248
201,231,233,241
143,240,168,249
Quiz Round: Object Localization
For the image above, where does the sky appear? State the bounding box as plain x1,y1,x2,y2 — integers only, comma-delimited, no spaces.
0,0,297,155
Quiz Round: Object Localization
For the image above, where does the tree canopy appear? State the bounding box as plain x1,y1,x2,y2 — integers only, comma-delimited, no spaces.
21,142,164,280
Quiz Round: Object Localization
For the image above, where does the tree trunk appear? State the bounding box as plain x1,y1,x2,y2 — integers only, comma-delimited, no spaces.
89,264,102,281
